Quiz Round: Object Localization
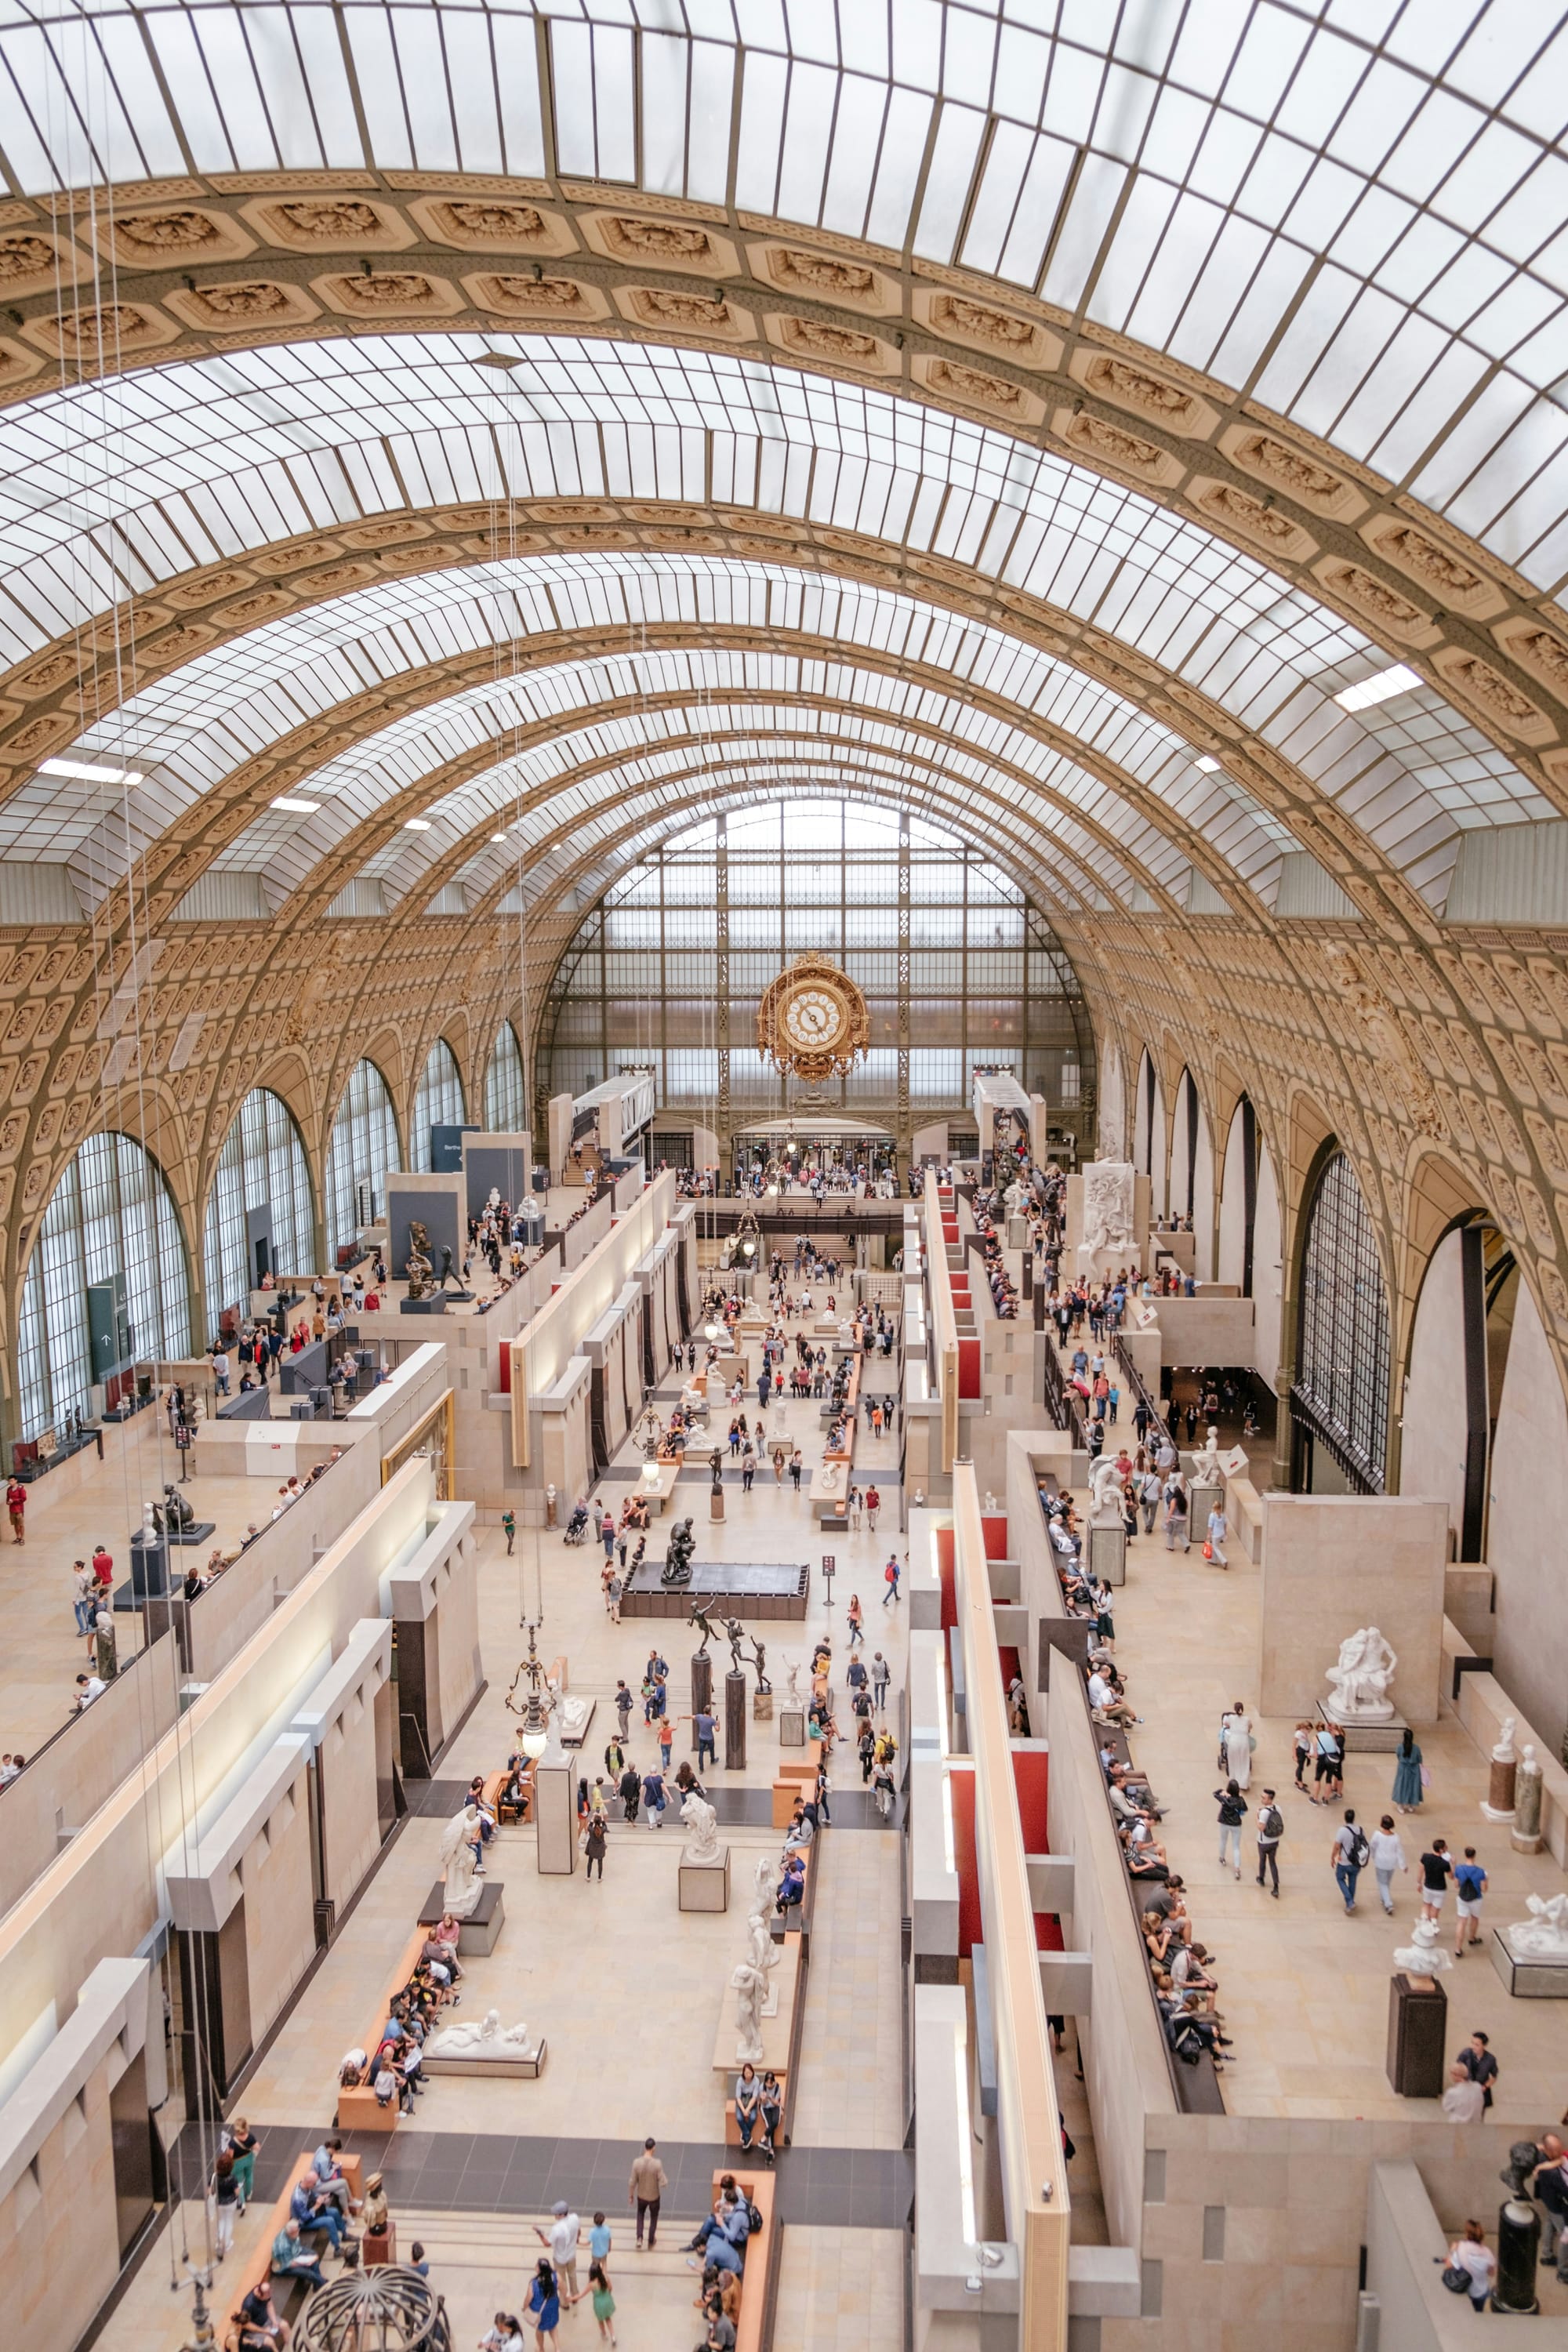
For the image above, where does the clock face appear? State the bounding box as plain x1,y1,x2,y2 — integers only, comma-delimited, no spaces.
782,986,845,1050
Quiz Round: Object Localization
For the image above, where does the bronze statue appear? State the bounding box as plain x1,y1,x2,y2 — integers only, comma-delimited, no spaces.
405,1219,434,1300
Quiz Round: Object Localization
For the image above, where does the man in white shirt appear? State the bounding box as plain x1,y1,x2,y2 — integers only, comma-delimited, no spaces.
73,1672,106,1711
535,2201,581,2303
1087,1668,1138,1727
1441,2063,1485,2123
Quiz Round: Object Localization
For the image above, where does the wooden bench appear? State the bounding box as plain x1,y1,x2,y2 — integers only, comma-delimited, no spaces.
486,1762,533,1825
335,1927,428,2132
724,2168,780,2352
223,2153,328,2349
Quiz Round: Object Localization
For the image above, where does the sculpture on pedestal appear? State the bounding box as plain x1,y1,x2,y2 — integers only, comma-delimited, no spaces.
1392,1917,1452,1976
730,1957,769,2064
783,1659,803,1707
1323,1626,1398,1723
1504,1892,1568,1959
1076,1160,1134,1275
404,1221,434,1300
1088,1457,1125,1529
681,1790,720,1862
661,1519,696,1588
436,1803,488,1919
689,1603,719,1655
1191,1428,1223,1487
427,2007,535,2056
1483,1717,1519,1823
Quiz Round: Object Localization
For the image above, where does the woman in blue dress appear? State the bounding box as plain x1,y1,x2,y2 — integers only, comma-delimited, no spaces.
1391,1726,1424,1814
528,2259,561,2347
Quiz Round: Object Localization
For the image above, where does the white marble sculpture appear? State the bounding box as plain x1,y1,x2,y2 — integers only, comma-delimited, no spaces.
557,1693,592,1743
731,1956,769,2064
681,1790,720,1863
1504,1892,1568,1959
1003,1178,1027,1217
1392,1918,1452,1976
1088,1456,1125,1529
427,2007,535,2056
783,1659,803,1707
1324,1626,1398,1724
746,1886,782,1976
1191,1428,1223,1486
436,1803,487,1919
1494,1716,1518,1762
1077,1160,1135,1276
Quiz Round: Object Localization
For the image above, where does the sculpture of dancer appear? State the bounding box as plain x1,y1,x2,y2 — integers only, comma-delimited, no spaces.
746,1635,772,1696
723,1615,749,1678
436,1802,487,1919
688,1602,720,1656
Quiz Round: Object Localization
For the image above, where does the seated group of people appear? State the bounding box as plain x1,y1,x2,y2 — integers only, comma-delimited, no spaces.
1038,1486,1236,2074
970,1192,1020,1317
337,1917,465,2116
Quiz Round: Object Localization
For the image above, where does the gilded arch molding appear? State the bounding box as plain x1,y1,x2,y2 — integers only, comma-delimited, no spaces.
0,167,1563,785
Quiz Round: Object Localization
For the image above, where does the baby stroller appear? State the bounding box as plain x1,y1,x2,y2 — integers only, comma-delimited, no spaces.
563,1502,590,1546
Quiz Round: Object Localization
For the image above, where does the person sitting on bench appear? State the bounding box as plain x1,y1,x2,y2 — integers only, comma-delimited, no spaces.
271,2217,328,2291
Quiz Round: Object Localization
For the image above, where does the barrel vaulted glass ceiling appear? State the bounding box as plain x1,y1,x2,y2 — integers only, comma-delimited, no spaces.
4,2,1568,593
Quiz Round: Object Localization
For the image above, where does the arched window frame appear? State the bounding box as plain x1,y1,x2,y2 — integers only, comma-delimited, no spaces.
412,1038,466,1171
202,1087,317,1328
485,1022,527,1131
1294,1147,1391,1490
325,1060,402,1260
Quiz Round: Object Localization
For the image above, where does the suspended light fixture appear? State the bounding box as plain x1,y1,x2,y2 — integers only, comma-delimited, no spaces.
505,1622,554,1759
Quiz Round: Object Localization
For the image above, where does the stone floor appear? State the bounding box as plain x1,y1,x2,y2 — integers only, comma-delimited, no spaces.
103,1297,912,2349
1062,1350,1568,2128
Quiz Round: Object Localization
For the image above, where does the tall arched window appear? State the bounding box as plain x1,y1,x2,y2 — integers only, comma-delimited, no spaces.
412,1038,466,1171
325,1060,401,1260
203,1088,316,1326
1294,1149,1391,1490
16,1133,190,1439
485,1022,526,1129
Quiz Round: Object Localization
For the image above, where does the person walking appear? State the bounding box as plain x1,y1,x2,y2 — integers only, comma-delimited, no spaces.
1418,1835,1453,1922
502,1509,516,1555
1254,1787,1283,1896
1444,2222,1495,2313
5,1475,25,1545
526,2260,561,2347
865,1484,880,1534
71,1559,95,1635
871,1651,890,1712
641,1765,666,1828
585,1813,607,1880
1330,1808,1367,1915
1205,1497,1228,1569
535,2204,582,2307
1311,1723,1344,1806
1214,1778,1246,1879
657,1719,674,1775
1391,1726,1425,1813
601,1512,616,1564
605,1570,622,1625
578,2260,616,2345
1454,1847,1488,1955
789,1448,803,1493
615,1681,633,1740
619,1764,641,1824
629,2139,668,2249
1457,2029,1498,2111
1293,1721,1313,1792
847,1595,864,1649
695,1708,717,1773
1368,1817,1408,1915
741,1444,755,1494
858,1722,876,1784
1221,1704,1252,1791
882,1554,901,1606
210,2149,241,2259
1161,1474,1189,1553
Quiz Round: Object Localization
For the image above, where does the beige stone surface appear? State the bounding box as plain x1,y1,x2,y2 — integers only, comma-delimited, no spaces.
771,2223,906,2350
1258,1493,1448,1724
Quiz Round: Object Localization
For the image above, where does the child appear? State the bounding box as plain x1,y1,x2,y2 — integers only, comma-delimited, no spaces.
577,2259,616,2344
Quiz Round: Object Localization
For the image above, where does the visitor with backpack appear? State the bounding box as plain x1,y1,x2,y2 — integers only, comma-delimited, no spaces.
1214,1778,1247,1879
1453,1847,1488,1955
1330,1808,1369,1914
1255,1787,1284,1896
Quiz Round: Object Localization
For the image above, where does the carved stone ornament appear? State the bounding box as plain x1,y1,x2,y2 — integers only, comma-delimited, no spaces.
756,953,870,1084
764,245,877,299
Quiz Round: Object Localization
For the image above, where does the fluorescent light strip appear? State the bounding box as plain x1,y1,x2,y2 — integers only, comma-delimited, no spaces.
404,818,433,832
270,796,320,814
41,757,143,786
1194,755,1220,772
1334,662,1421,712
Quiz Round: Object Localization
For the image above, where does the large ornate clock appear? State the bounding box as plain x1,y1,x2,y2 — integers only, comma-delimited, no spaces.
757,954,870,1084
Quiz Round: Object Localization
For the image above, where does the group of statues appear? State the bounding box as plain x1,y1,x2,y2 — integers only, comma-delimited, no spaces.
146,1483,194,1537
688,1602,771,1693
404,1220,457,1301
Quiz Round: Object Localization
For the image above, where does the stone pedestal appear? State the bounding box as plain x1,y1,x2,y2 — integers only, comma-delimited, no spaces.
1511,1760,1544,1853
1189,1482,1221,1546
678,1846,731,1912
1087,1523,1126,1587
534,1747,577,1876
724,1669,747,1771
1489,1930,1568,1998
129,1535,169,1601
1316,1700,1408,1753
420,1880,506,1956
1386,1972,1446,2098
753,1690,773,1721
691,1651,713,1718
710,1488,725,1521
1482,1755,1517,1823
779,1708,807,1748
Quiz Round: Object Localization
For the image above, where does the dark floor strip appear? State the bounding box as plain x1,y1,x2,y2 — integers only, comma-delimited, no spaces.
398,1780,900,1829
171,2125,913,2230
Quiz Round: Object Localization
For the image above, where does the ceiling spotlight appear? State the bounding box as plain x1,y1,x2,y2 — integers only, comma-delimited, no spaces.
41,757,143,786
491,832,506,844
1194,755,1221,773
271,796,320,814
1334,662,1421,713
404,818,434,831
